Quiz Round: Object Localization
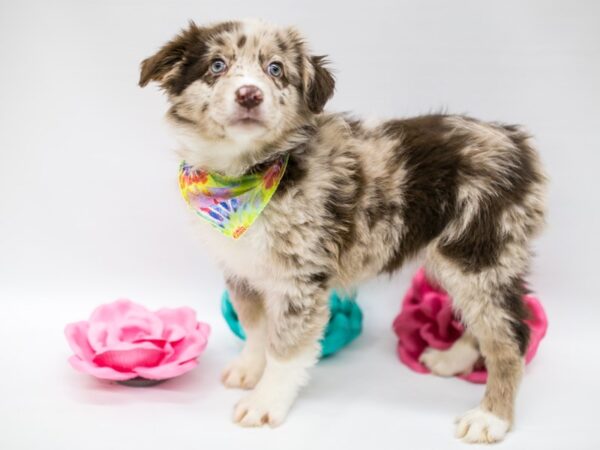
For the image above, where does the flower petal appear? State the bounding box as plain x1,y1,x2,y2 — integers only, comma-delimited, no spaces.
196,322,211,339
523,294,549,364
162,323,210,364
163,325,187,343
92,342,167,372
155,307,199,339
87,322,109,353
68,356,137,381
89,299,152,324
87,299,164,352
434,299,463,341
64,321,95,362
397,344,429,374
117,321,160,343
419,292,444,319
133,359,198,380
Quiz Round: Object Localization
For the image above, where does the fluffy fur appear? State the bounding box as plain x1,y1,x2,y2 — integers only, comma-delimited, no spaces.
140,19,547,443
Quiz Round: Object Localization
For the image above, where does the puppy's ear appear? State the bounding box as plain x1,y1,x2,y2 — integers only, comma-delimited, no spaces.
139,21,201,88
305,55,335,114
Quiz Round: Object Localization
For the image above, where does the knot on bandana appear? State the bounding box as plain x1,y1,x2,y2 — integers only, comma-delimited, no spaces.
178,156,289,239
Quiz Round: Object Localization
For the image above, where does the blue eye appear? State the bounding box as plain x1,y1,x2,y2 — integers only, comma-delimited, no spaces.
267,62,283,77
210,59,227,74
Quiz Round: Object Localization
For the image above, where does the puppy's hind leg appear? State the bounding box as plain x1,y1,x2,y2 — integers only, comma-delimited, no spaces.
428,258,530,444
233,280,329,427
221,277,267,390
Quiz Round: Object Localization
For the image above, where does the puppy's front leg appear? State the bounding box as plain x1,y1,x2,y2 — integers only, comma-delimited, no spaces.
233,281,329,427
222,277,267,390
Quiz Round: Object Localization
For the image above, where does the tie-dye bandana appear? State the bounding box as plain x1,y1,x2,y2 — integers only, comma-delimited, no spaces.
178,156,289,239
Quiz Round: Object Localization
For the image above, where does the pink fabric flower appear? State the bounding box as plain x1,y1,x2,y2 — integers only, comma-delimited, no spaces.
392,268,548,383
65,299,210,381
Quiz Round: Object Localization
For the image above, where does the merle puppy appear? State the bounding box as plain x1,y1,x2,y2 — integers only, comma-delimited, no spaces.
139,19,546,443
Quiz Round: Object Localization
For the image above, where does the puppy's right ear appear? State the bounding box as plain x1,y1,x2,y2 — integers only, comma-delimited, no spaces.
138,21,200,88
304,55,335,114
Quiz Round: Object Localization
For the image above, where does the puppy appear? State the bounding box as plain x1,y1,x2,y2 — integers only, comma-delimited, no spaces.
139,19,547,443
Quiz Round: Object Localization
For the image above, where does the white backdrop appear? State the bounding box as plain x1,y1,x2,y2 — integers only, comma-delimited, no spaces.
1,1,599,449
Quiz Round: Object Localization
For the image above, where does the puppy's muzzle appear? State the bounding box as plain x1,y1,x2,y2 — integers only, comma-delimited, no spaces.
235,85,263,109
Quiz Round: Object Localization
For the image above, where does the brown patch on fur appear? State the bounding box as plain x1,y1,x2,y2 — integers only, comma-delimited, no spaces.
307,272,331,290
502,276,531,355
345,117,364,136
380,115,461,272
237,34,247,48
323,152,365,254
276,35,288,52
274,141,313,198
364,178,396,229
258,51,266,66
168,106,196,125
213,34,225,47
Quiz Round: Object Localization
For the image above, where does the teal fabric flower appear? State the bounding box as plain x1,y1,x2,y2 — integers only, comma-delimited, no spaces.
221,289,362,358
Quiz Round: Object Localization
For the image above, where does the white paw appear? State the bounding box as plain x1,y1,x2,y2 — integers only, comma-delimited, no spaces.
455,407,510,444
233,389,293,427
221,356,265,390
232,349,315,427
419,340,479,377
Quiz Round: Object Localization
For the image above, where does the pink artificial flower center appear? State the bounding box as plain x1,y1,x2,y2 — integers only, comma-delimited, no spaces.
93,346,166,372
119,324,154,342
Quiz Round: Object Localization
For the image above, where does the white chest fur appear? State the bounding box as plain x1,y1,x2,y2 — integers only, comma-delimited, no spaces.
191,214,276,286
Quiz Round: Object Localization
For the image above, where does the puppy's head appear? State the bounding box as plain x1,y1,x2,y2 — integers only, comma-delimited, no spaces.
139,20,334,173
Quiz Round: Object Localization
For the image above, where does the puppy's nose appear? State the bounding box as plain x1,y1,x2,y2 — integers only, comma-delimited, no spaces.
235,85,263,109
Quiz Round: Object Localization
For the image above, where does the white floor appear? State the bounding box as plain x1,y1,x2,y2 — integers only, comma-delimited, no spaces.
1,274,598,450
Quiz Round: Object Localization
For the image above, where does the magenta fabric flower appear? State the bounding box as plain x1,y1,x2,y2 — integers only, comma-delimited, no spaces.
65,299,210,382
392,268,548,383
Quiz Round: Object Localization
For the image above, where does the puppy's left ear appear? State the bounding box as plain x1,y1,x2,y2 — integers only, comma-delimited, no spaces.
305,55,335,113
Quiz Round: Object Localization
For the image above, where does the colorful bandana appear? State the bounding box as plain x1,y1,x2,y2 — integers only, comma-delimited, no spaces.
178,156,289,239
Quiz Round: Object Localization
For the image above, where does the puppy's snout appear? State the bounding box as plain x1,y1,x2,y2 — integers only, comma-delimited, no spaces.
235,85,263,109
